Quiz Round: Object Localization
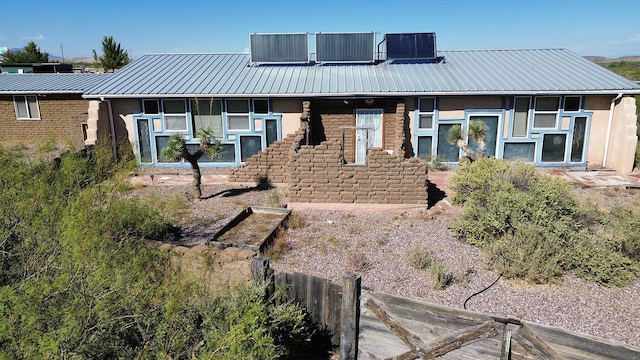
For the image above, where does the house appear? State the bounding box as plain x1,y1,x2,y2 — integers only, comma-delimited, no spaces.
0,73,111,149
82,32,640,204
0,63,74,74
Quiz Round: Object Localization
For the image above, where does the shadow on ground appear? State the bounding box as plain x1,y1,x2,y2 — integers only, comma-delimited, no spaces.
427,181,447,209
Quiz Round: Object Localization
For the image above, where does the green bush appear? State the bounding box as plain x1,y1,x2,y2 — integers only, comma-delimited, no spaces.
429,261,453,290
450,157,639,286
407,245,432,269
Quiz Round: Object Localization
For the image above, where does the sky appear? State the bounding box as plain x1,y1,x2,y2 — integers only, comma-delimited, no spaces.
1,0,639,60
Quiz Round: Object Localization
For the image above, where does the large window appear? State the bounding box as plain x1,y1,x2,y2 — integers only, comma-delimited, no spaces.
191,99,223,139
564,96,581,112
533,96,559,129
418,97,435,130
512,97,530,137
14,95,40,120
226,100,250,131
162,99,187,131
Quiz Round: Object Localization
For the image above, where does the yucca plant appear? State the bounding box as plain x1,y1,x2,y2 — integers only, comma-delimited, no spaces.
448,120,488,162
160,128,223,199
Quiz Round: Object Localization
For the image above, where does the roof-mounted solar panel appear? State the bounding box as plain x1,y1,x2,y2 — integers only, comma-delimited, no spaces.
386,33,437,60
316,32,375,63
250,33,309,63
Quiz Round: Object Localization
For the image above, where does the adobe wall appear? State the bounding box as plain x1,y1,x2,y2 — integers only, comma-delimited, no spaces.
606,96,637,174
227,129,305,184
0,94,90,149
288,140,428,204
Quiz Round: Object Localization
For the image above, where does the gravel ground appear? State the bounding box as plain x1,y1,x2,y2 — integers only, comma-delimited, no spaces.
129,169,640,348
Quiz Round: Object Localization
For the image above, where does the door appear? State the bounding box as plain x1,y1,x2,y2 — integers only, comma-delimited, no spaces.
355,109,383,164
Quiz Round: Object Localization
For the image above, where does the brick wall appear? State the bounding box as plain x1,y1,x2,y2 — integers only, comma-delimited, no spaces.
287,139,428,204
0,94,90,149
227,129,305,184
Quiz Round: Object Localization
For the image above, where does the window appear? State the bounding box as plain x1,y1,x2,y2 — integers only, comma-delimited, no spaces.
418,97,435,129
417,136,433,160
155,136,179,163
240,135,262,162
14,95,40,120
533,96,559,128
191,99,223,139
512,97,530,137
253,99,269,114
571,117,587,162
226,100,250,130
541,134,567,162
143,99,159,114
503,142,535,162
162,99,187,131
564,96,581,112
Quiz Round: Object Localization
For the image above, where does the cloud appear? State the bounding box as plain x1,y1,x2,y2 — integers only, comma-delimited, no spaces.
21,34,44,41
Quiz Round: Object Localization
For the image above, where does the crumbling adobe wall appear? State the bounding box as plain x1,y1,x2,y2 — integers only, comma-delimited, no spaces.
288,139,428,204
227,129,305,184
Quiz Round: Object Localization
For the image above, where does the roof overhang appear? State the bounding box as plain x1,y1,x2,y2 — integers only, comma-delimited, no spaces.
83,89,640,99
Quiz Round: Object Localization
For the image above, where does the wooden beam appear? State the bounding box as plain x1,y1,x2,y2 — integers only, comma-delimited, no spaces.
500,324,512,360
340,273,361,360
513,324,565,360
364,298,431,359
424,321,499,357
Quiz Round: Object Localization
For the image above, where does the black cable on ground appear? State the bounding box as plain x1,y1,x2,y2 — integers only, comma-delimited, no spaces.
463,274,502,310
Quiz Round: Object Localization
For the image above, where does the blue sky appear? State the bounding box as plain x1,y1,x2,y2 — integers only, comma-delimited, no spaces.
1,0,639,59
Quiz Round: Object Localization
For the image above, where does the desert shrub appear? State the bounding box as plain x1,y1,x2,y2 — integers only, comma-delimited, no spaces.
347,251,371,273
450,157,638,286
429,260,453,290
603,206,640,262
265,231,291,261
287,211,308,229
407,245,432,269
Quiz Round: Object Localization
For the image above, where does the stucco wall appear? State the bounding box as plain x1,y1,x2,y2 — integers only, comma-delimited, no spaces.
584,95,616,168
273,98,302,138
108,99,140,150
438,96,503,119
0,94,90,149
606,96,637,174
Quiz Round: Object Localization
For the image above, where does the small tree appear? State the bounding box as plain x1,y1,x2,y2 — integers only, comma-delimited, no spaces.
1,41,49,63
448,120,488,162
92,36,130,72
160,129,223,199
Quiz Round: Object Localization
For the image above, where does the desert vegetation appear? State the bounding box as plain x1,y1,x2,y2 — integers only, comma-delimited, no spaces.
450,158,640,287
0,143,320,359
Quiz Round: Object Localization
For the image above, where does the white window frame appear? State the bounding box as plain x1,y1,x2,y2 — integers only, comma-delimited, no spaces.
563,96,582,113
532,96,560,129
417,97,435,130
13,95,41,120
162,99,187,131
226,99,250,131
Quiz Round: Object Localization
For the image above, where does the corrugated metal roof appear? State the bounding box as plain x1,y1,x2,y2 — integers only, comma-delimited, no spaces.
0,73,111,94
83,49,640,98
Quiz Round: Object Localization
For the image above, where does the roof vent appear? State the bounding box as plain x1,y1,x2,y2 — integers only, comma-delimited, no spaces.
385,32,437,60
250,33,309,64
315,32,375,63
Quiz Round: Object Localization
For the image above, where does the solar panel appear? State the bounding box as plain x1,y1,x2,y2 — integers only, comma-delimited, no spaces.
250,33,309,63
386,33,437,60
316,32,375,63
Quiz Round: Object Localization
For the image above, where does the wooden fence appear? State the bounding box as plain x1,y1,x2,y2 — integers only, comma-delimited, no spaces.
251,257,640,360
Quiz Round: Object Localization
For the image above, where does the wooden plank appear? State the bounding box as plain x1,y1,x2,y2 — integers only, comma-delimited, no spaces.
522,320,640,360
424,321,499,357
500,324,512,360
513,324,565,360
363,298,431,359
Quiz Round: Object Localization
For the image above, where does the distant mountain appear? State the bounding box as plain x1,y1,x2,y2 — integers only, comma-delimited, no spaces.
585,55,640,63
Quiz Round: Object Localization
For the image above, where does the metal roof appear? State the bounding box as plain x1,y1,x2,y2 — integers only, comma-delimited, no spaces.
0,73,111,94
83,49,640,98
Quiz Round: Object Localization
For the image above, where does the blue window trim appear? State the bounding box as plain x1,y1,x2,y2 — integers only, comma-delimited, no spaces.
134,98,281,167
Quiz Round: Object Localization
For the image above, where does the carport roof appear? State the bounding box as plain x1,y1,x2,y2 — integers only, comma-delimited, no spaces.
83,49,640,98
0,73,112,95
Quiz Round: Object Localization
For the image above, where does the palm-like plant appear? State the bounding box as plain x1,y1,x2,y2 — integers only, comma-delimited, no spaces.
160,128,223,199
447,120,488,162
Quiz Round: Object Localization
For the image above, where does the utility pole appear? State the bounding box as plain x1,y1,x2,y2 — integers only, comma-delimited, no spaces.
60,44,65,63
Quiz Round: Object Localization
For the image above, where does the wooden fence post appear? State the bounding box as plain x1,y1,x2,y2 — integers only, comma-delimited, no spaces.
251,256,274,302
340,272,361,360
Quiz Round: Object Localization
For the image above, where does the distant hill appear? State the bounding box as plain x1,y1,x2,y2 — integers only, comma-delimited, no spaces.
585,55,640,63
586,55,640,82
